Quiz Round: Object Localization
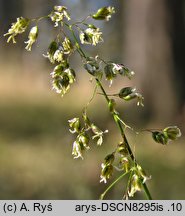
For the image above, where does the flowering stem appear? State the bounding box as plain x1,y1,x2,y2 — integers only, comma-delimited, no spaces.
100,171,130,200
66,23,86,58
67,20,152,199
95,78,152,200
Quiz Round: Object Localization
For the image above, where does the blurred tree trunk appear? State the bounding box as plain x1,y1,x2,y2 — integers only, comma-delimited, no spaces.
168,0,185,108
167,0,185,132
123,0,177,124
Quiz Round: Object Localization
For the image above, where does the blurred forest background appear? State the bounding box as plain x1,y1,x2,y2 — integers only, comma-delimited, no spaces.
0,0,184,199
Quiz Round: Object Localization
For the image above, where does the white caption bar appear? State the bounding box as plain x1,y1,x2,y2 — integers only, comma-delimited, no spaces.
0,201,184,215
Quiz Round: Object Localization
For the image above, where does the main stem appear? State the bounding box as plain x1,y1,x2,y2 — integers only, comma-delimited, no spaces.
67,25,152,199
95,78,152,200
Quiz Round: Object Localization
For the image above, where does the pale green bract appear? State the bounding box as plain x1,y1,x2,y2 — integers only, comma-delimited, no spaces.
4,17,29,43
92,6,115,21
25,26,38,51
80,27,103,46
49,6,70,27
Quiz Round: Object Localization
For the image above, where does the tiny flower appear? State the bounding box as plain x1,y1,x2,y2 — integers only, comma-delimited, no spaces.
128,174,142,197
51,75,68,95
117,142,128,156
92,6,115,21
54,6,71,20
152,131,168,145
126,92,144,106
65,68,76,84
91,124,108,146
100,163,113,183
50,63,65,77
80,27,103,46
104,153,115,165
152,126,181,145
84,56,102,77
104,63,135,86
135,93,144,106
62,37,74,54
43,41,58,64
112,63,135,79
104,63,117,86
68,118,81,134
118,87,144,106
163,126,181,140
78,133,90,149
51,64,76,96
136,164,151,183
4,17,29,43
49,5,70,27
53,49,65,63
72,133,90,159
120,65,135,79
72,141,84,159
25,26,38,51
119,157,130,172
119,87,136,98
